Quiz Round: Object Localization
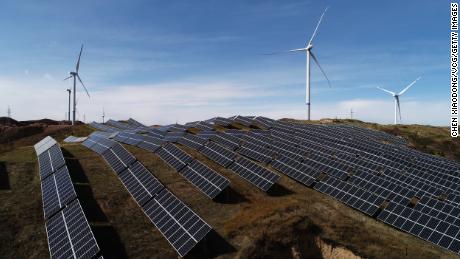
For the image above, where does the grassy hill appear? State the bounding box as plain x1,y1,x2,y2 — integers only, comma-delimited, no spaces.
1,120,459,259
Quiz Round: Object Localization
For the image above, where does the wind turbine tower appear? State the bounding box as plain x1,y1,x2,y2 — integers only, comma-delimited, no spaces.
66,89,71,121
290,7,331,120
377,77,421,124
7,105,11,118
102,108,105,123
64,45,90,125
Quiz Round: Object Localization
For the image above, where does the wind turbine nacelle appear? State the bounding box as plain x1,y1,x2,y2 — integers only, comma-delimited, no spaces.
306,44,313,50
70,71,77,76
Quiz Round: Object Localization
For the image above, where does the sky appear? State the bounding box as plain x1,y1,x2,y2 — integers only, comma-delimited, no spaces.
0,0,450,125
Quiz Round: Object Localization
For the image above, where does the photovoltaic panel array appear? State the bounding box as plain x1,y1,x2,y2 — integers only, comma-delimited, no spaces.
108,130,230,199
176,134,280,192
106,119,136,130
143,189,212,257
45,199,100,259
81,135,212,256
34,136,101,259
90,115,460,255
221,117,460,255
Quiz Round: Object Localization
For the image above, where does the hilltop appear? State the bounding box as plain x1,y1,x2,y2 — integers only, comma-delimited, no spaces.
0,118,459,259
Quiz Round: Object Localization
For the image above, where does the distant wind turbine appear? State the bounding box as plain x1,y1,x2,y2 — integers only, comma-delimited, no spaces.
64,44,90,125
66,89,71,122
289,6,331,120
377,77,421,125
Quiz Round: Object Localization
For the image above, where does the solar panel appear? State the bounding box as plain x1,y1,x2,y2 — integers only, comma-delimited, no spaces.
45,199,100,259
211,133,241,150
180,160,230,199
228,156,280,191
314,175,385,216
237,142,273,164
178,134,207,150
164,131,185,142
168,124,189,132
101,149,129,174
270,155,317,187
41,166,77,219
378,202,460,253
142,189,212,257
156,143,193,171
111,143,136,166
119,161,164,206
146,128,166,138
137,135,163,152
37,144,66,180
106,119,136,130
200,142,235,167
196,131,218,140
34,136,58,155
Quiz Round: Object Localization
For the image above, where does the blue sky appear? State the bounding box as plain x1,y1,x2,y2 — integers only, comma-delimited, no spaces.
0,0,449,125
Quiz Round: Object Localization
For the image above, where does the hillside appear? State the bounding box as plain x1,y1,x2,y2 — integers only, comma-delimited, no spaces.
1,119,459,259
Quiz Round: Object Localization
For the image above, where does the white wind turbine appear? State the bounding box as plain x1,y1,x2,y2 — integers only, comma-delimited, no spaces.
377,77,421,125
289,7,331,120
64,44,90,125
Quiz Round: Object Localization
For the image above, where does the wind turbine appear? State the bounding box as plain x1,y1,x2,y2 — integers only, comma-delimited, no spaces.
66,89,71,122
64,44,90,125
289,7,331,120
377,77,421,125
102,107,105,123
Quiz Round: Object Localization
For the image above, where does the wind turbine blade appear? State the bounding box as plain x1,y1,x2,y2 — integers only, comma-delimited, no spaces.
308,6,329,45
63,75,72,81
398,76,421,95
377,87,395,96
76,44,83,73
396,96,402,120
77,74,90,98
288,48,308,52
310,52,332,87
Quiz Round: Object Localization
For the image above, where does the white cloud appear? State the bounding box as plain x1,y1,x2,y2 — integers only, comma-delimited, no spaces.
0,76,449,126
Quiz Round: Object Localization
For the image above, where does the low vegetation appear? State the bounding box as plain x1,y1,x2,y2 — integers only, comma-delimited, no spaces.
0,119,459,258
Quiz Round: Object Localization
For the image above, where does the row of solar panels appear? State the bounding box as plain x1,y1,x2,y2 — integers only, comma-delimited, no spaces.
34,137,101,259
81,134,211,257
92,116,460,254
270,122,460,202
215,119,460,254
109,128,281,193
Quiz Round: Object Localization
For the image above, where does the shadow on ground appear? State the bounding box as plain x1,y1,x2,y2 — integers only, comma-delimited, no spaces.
213,186,248,204
0,162,10,190
267,183,294,197
62,147,129,259
186,229,236,259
